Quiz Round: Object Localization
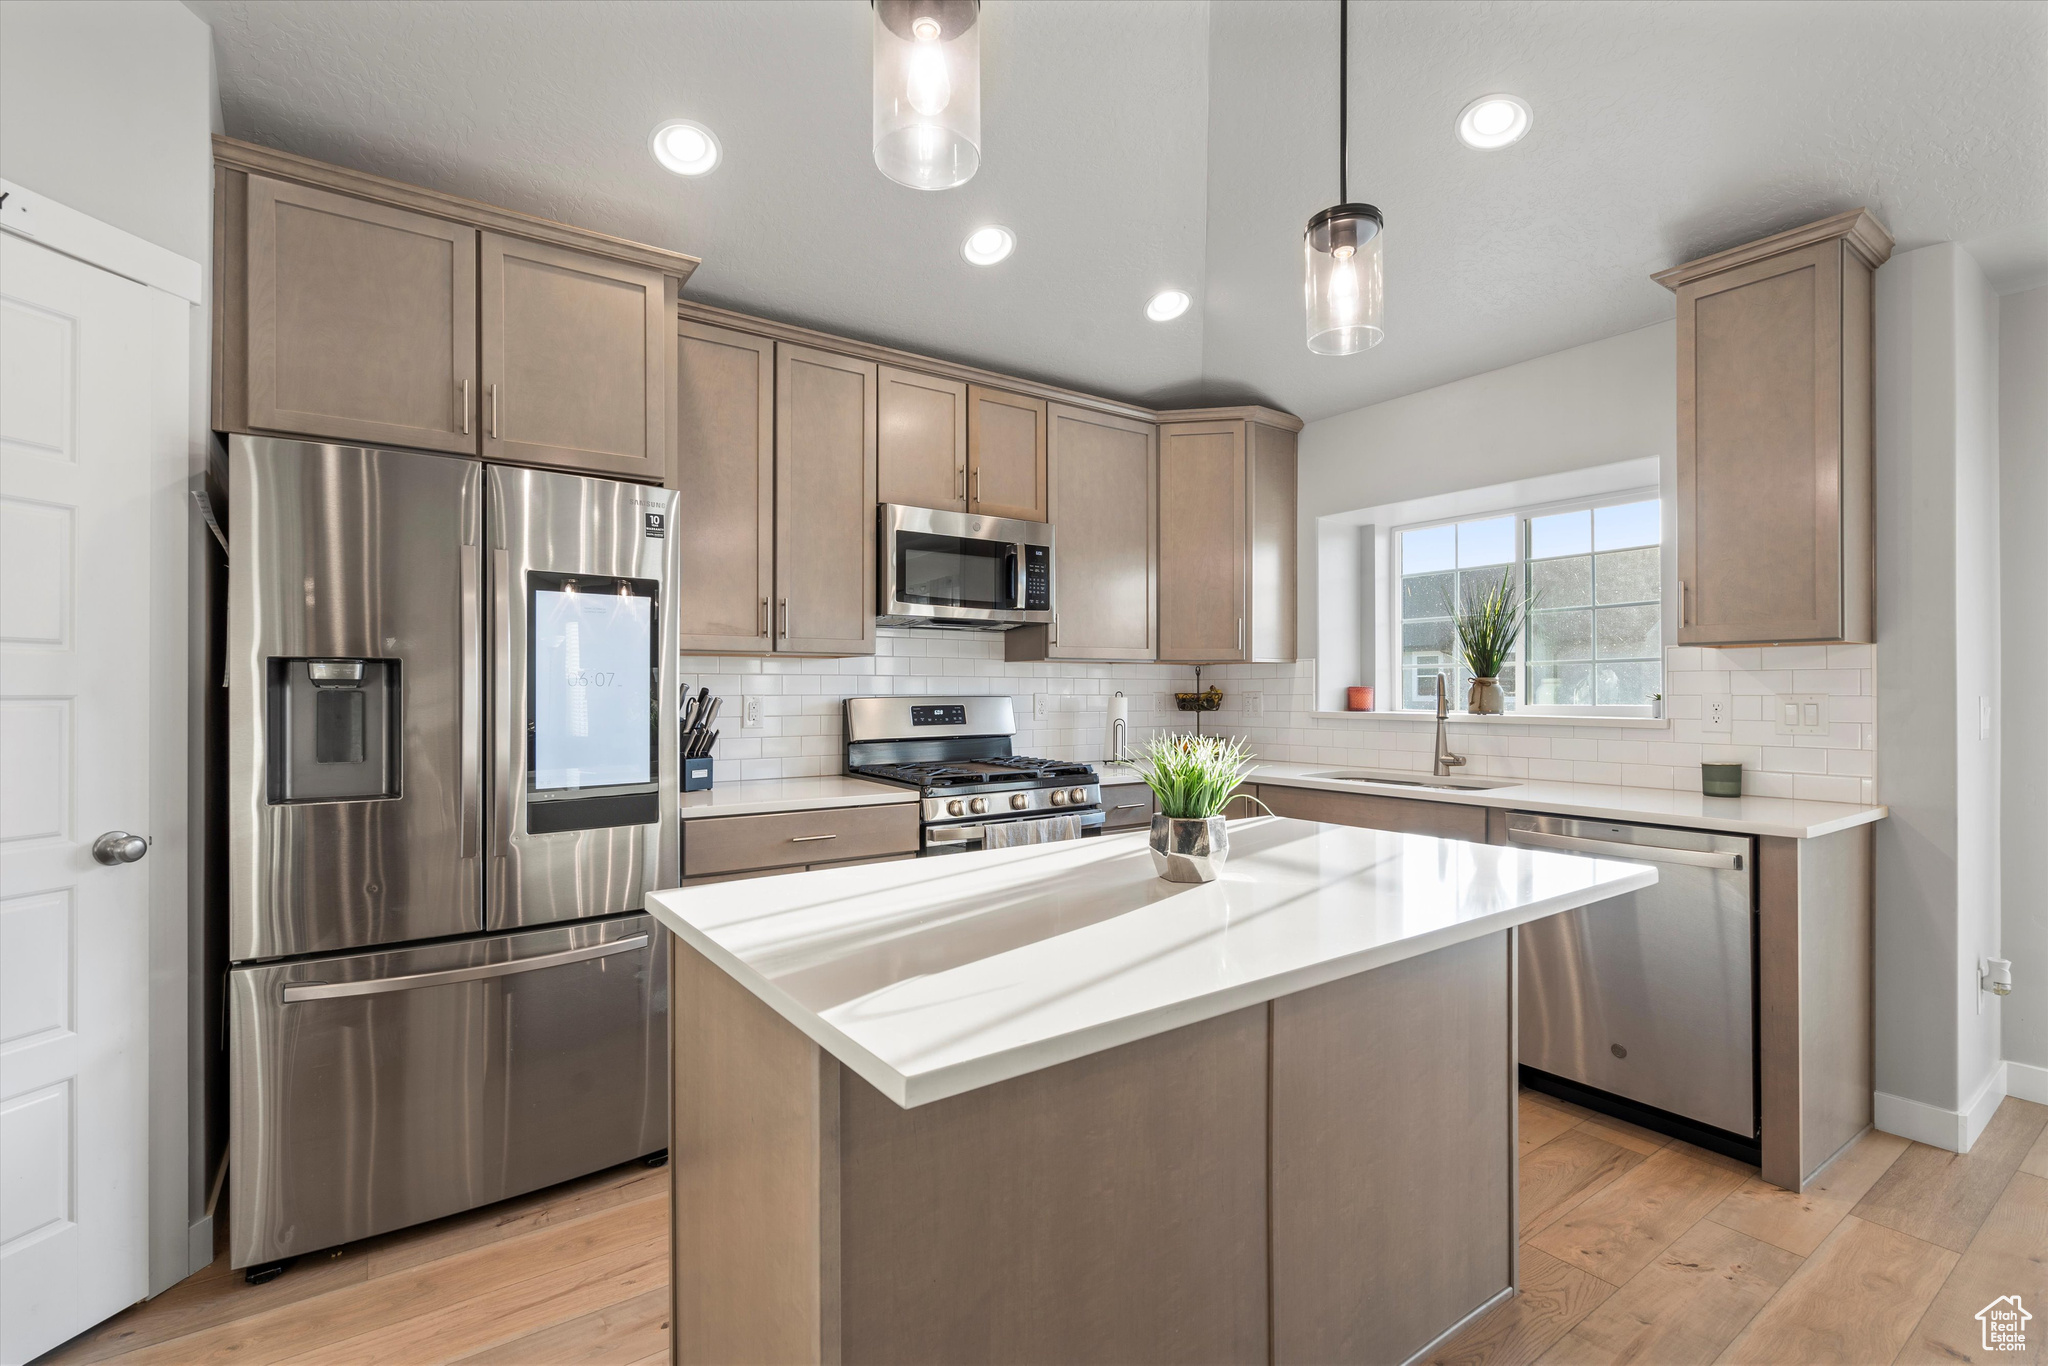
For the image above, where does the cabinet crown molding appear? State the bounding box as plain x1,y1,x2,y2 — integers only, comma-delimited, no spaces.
213,135,700,282
1653,208,1894,291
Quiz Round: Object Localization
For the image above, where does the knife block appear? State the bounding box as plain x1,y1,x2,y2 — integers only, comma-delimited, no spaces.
683,755,714,792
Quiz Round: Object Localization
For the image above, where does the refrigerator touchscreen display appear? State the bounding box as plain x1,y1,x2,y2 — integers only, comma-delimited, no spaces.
528,573,659,792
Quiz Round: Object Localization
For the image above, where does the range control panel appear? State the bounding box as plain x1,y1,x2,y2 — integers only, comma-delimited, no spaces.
910,704,968,727
1022,544,1051,612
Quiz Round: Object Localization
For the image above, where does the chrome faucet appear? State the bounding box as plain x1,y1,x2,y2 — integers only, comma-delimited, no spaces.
1434,673,1467,778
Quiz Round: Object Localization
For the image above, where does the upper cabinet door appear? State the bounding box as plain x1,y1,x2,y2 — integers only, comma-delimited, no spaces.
1675,242,1857,645
480,232,668,480
967,385,1048,522
1042,406,1157,661
243,175,477,453
673,321,775,652
775,344,877,656
1158,421,1247,662
1246,422,1298,663
878,366,968,510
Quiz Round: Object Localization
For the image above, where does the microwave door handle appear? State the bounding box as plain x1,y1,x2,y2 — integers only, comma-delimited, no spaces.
1005,546,1020,608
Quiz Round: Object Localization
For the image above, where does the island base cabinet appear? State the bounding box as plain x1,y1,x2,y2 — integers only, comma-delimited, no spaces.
669,929,1517,1366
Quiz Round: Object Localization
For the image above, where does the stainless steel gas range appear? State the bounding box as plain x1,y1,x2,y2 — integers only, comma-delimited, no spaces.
845,696,1104,853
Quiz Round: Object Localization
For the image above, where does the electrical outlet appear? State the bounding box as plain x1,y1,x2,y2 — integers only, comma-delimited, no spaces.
1702,697,1731,734
1034,694,1050,721
1773,694,1827,736
1243,691,1264,716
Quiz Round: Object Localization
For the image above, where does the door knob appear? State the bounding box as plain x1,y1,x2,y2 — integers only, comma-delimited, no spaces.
92,831,149,866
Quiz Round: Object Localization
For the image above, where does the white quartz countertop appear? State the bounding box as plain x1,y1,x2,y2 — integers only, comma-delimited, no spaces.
646,817,1655,1108
1242,762,1885,840
677,775,915,821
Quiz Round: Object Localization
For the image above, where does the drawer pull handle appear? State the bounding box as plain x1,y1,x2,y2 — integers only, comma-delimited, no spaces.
1112,803,1147,810
789,833,838,842
282,935,648,1003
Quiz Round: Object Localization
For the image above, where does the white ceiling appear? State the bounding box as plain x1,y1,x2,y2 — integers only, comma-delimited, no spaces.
187,0,2047,423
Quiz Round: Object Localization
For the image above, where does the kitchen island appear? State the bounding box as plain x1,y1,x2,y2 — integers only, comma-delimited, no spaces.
646,817,1656,1366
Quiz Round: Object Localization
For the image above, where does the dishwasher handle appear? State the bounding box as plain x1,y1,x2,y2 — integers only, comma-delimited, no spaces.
1508,827,1743,871
281,934,649,1003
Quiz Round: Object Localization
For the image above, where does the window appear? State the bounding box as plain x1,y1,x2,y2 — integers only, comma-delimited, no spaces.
1395,497,1662,713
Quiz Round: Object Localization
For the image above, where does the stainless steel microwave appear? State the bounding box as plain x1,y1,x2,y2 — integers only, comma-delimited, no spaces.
877,504,1054,628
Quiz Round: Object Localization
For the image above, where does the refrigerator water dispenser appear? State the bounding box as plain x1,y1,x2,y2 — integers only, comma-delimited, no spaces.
266,658,399,802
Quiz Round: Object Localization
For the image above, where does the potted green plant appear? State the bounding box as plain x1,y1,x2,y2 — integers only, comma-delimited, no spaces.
1135,733,1265,882
1447,568,1533,715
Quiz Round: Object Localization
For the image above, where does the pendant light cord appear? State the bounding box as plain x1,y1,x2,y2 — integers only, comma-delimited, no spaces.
1338,0,1348,203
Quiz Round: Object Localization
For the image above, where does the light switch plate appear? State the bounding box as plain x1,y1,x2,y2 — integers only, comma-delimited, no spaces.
1774,693,1828,736
1243,692,1264,716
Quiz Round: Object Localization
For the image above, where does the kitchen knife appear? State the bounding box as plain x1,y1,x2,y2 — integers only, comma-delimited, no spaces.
699,696,723,732
680,694,699,734
694,728,719,758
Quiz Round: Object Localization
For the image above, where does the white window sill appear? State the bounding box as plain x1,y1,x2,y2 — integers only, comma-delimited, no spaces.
1309,710,1672,730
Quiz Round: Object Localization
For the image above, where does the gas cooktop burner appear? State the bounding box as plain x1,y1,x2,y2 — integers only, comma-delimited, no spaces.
853,755,1097,789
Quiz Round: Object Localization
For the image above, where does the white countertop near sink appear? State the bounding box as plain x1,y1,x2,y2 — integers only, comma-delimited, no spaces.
1244,761,1886,840
677,774,916,821
646,818,1655,1107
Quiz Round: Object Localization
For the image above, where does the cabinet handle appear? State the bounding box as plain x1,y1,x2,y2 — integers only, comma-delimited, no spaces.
788,833,838,843
1680,580,1690,627
1050,615,1058,644
759,597,768,637
779,598,789,639
460,379,470,435
972,469,980,503
1237,617,1244,653
1112,803,1147,810
490,383,499,438
957,465,965,499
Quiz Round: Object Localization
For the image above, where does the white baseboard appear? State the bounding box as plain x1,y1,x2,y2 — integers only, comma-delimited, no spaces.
2007,1059,2048,1105
1874,1061,2042,1153
186,1214,214,1276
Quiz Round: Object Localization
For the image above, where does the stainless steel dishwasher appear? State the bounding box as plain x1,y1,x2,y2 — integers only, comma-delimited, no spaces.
1510,813,1757,1145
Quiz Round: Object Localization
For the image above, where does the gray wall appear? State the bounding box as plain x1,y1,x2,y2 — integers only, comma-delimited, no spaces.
1872,241,2004,1119
0,0,216,264
2001,285,2048,1071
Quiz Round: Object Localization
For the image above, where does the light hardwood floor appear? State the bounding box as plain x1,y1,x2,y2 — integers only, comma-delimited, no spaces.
38,1092,2048,1365
1433,1090,2048,1366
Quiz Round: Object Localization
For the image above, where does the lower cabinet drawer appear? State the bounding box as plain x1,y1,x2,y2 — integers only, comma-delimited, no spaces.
682,803,920,878
1101,782,1155,830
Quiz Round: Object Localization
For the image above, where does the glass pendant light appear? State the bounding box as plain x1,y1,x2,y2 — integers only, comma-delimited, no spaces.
873,0,981,190
1304,0,1384,354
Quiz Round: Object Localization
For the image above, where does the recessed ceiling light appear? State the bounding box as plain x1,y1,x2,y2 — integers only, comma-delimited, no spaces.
961,225,1014,266
1146,290,1191,322
1456,94,1532,150
650,119,721,175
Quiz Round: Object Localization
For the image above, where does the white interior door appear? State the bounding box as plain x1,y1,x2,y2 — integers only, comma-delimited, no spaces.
0,233,154,1364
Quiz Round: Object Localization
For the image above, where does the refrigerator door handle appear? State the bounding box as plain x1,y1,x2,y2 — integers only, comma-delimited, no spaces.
459,542,481,859
280,934,649,1003
491,545,515,862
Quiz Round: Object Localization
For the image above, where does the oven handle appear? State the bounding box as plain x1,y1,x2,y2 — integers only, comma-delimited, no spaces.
926,809,1107,845
1508,828,1743,870
281,934,649,1003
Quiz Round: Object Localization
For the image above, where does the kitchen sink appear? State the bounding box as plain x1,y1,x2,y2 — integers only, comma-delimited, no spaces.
1303,769,1522,792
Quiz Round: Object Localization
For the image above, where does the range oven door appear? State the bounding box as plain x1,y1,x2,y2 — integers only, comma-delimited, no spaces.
879,503,1053,626
924,807,1107,854
228,914,665,1268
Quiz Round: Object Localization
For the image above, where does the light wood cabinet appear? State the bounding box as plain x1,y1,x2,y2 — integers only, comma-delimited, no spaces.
967,385,1048,522
1157,418,1297,663
878,366,967,509
234,173,478,454
1250,784,1489,843
673,320,774,651
1655,209,1891,646
681,803,918,879
1007,405,1157,662
212,138,697,482
775,343,878,656
480,232,670,480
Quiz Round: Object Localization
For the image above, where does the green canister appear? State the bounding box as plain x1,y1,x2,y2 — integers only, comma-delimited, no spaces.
1702,762,1743,798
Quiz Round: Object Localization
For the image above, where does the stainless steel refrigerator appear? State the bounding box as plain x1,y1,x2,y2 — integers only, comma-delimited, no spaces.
224,435,678,1270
